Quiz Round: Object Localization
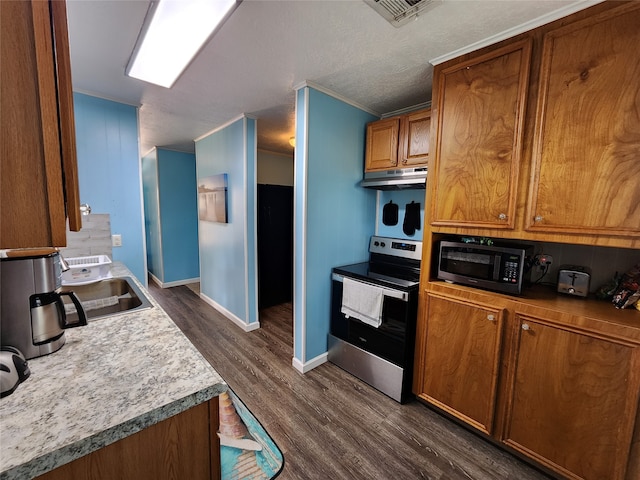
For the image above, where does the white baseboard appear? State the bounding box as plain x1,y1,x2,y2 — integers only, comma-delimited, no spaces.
200,292,260,333
292,352,328,374
148,273,200,289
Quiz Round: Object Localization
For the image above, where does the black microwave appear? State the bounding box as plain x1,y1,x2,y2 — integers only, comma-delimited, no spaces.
437,241,534,295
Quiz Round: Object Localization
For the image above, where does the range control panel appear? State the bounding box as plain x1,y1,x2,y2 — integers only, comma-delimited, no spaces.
369,236,422,261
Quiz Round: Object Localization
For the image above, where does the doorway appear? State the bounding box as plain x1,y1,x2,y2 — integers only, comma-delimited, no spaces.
257,184,293,309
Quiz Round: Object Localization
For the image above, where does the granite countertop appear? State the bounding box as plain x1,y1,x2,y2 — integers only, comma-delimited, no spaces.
0,263,227,480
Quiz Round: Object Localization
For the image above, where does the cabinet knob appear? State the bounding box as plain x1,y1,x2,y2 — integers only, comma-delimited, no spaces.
534,215,543,222
521,323,530,331
498,213,507,220
487,314,495,321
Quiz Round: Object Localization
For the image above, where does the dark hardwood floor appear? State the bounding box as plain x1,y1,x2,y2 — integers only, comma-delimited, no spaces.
148,283,553,480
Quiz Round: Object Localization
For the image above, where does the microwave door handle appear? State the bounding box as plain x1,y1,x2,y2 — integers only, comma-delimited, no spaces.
493,255,502,281
331,273,408,302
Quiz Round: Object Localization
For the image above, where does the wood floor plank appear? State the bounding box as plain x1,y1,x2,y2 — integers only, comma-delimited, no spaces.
148,283,553,480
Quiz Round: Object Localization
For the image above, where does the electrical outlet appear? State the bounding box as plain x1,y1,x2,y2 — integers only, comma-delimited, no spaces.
539,254,553,265
112,234,122,247
536,254,553,270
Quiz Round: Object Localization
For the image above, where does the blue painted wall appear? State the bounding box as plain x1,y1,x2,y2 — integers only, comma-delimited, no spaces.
157,149,199,283
294,86,378,365
195,117,258,326
376,190,425,240
142,148,200,285
73,93,146,283
142,150,162,279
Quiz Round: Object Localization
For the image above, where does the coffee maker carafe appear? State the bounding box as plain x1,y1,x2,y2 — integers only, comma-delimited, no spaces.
1,251,87,360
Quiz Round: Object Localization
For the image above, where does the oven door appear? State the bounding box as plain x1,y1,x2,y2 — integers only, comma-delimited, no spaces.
330,273,415,367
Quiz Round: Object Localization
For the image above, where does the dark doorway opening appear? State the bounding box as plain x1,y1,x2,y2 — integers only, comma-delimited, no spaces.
257,184,293,309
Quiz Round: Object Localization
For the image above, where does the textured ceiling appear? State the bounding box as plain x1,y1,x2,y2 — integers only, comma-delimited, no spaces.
66,0,594,156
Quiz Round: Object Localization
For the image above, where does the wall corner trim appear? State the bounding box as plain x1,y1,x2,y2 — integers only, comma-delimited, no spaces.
200,292,260,332
292,352,328,374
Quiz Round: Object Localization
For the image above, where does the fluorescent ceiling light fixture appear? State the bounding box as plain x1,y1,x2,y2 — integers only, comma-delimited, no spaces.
126,0,238,88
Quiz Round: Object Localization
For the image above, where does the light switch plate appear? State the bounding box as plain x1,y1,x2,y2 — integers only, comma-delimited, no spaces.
112,234,122,247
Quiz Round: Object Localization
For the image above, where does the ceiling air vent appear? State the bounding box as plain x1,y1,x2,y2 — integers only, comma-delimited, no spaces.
364,0,440,27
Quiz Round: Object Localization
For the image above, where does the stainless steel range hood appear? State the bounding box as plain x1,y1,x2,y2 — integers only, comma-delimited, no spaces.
360,167,427,190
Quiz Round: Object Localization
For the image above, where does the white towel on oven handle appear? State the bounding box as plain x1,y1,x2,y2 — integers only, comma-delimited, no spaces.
340,277,384,328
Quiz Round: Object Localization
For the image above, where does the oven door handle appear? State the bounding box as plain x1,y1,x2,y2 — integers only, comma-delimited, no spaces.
332,273,408,302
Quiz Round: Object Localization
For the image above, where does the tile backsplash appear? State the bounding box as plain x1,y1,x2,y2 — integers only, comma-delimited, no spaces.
60,214,113,259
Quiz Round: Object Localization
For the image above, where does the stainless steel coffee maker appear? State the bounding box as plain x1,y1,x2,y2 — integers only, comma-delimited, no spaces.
0,251,87,359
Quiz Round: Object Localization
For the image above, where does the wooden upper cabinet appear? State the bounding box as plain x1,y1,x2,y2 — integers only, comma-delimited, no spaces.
502,316,640,480
365,117,400,171
415,293,505,435
365,108,431,172
430,39,532,229
51,0,82,235
526,5,640,237
0,0,81,249
399,109,431,167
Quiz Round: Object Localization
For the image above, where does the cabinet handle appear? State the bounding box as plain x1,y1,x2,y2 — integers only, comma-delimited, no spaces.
498,213,507,220
487,314,495,321
521,323,530,331
534,215,543,222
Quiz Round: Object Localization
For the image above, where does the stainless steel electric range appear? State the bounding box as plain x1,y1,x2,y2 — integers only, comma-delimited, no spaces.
328,236,422,403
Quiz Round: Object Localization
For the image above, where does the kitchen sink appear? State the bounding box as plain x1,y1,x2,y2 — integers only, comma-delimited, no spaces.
62,277,153,321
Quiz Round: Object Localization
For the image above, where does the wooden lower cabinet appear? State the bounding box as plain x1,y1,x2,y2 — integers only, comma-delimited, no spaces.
37,398,221,480
416,293,505,434
414,285,640,480
502,316,640,480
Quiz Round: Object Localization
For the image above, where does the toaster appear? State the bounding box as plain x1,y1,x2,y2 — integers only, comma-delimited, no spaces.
557,265,591,297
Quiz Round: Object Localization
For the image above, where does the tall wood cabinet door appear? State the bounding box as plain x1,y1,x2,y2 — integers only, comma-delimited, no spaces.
416,294,505,435
365,117,399,172
0,0,80,248
51,0,82,233
431,39,531,229
399,109,430,167
502,316,640,480
526,4,640,237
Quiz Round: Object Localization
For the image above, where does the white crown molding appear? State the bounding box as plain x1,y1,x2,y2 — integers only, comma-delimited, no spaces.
430,0,605,66
381,101,432,118
193,113,249,142
257,148,294,158
294,80,380,117
73,88,142,108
